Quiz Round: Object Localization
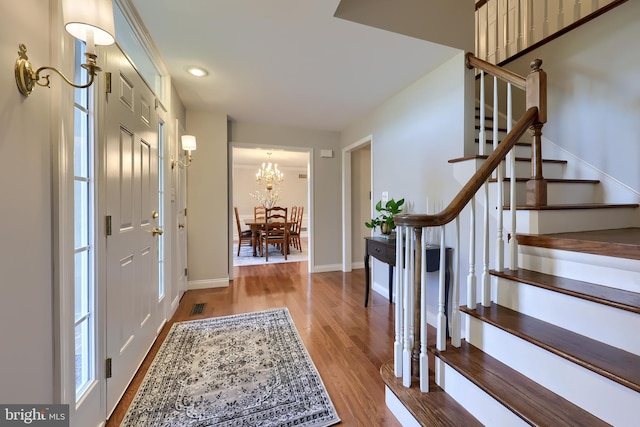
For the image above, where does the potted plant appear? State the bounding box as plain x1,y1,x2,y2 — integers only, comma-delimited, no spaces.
365,198,405,235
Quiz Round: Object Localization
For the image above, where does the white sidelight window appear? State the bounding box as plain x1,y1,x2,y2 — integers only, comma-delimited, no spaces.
73,39,96,401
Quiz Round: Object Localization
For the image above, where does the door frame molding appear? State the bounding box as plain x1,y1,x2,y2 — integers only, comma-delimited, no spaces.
341,135,373,272
229,142,314,276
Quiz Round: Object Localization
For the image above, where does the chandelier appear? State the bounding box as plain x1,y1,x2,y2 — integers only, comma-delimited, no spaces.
256,152,284,190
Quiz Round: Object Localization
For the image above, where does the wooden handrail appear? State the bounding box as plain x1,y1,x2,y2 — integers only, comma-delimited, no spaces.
466,52,526,91
394,106,539,228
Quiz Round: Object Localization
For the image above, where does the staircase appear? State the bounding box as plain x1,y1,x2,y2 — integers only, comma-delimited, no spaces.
384,58,640,425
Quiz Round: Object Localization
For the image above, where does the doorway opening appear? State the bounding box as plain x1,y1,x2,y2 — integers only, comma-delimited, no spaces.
231,145,311,270
341,136,372,272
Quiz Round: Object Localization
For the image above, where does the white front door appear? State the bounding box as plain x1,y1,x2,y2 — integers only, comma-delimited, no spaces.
103,44,162,415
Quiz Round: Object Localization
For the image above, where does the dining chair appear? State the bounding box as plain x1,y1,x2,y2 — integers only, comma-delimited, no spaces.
289,205,303,251
234,207,253,256
253,206,266,255
259,206,288,261
254,205,266,221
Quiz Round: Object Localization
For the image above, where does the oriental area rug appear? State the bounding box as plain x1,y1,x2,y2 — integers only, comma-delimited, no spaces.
121,308,340,427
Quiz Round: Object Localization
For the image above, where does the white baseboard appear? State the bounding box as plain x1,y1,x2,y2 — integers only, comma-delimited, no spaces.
312,263,342,273
187,278,229,290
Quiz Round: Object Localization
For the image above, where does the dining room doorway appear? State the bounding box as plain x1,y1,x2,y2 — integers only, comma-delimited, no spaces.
230,146,311,271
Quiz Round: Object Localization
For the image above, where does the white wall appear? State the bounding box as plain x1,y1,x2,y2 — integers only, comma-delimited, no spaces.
0,0,55,403
504,1,640,196
185,110,229,287
230,121,341,270
341,51,475,310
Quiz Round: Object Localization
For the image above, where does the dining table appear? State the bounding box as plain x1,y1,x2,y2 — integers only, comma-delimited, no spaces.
243,220,292,257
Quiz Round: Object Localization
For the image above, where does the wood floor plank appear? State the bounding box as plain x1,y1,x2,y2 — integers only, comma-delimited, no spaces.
106,262,402,426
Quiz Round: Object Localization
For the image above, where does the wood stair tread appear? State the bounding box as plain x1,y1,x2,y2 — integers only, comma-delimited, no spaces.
380,360,482,426
508,202,639,211
518,227,640,260
491,268,640,314
448,154,567,164
461,303,640,394
433,339,610,427
488,177,600,184
476,138,531,146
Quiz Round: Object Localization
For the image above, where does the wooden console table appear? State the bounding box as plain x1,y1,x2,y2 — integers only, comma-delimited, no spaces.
364,236,451,308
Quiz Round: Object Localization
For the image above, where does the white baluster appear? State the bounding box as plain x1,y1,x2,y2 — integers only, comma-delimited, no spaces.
420,227,429,392
467,196,477,340
451,218,461,348
558,0,565,30
529,0,535,46
495,75,505,273
479,71,486,156
574,0,581,21
402,228,413,387
482,180,491,307
437,225,447,351
508,83,518,270
543,0,550,37
394,226,404,378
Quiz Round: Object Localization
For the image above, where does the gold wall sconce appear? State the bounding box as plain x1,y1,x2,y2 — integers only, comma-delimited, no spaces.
15,0,115,96
172,135,197,169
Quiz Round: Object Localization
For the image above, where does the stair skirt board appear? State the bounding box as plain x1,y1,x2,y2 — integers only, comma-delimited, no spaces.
465,315,640,426
434,358,530,426
518,245,640,294
384,387,423,427
494,276,640,355
505,207,639,234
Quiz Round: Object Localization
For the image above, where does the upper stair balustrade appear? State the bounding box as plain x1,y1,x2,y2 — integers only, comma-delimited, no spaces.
475,0,629,66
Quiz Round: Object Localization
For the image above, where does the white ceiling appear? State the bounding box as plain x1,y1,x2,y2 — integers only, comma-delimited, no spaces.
127,0,459,166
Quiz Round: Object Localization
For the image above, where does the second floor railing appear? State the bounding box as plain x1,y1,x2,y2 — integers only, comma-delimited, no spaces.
475,0,628,65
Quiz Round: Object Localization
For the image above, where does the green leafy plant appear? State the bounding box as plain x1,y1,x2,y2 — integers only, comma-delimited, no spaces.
365,198,405,234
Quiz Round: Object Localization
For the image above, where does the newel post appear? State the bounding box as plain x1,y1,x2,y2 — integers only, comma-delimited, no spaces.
526,59,548,206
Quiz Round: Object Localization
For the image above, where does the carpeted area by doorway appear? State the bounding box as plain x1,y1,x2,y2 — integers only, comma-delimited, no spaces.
120,308,339,427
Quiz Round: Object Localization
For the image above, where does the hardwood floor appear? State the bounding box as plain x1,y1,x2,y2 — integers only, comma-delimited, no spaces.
106,262,402,426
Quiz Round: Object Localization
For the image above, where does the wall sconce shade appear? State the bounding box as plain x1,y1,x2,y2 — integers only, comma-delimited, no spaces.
63,0,116,48
181,135,197,151
15,0,115,96
172,135,197,169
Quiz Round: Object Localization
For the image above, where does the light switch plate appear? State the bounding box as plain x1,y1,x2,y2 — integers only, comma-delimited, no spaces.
381,191,389,202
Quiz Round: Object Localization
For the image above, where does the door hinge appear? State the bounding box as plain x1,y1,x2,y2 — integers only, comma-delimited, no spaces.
106,358,112,379
105,72,112,94
185,268,188,276
184,208,187,216
106,215,112,236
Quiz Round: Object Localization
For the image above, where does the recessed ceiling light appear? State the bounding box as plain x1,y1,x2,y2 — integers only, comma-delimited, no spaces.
187,66,208,77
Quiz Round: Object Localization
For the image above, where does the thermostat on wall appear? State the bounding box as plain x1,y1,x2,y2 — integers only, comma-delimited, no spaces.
320,149,334,158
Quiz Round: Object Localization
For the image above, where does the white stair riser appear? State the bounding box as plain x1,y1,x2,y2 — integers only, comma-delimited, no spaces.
434,358,528,427
478,143,532,158
518,245,640,293
466,315,640,426
494,276,640,355
490,181,599,205
503,207,640,234
507,161,566,180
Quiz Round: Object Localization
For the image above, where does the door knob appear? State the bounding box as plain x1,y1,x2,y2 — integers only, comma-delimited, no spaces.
152,227,164,236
